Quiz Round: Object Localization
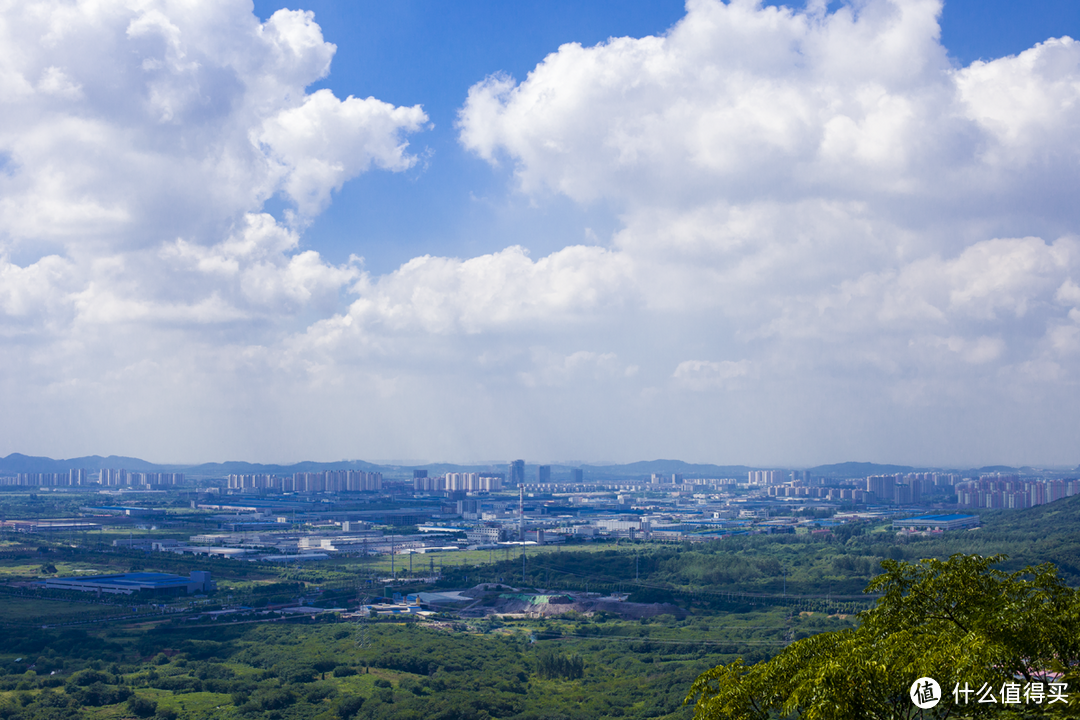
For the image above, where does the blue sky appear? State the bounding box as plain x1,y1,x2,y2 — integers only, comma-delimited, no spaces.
248,0,1080,273
1,0,1079,466
250,0,691,273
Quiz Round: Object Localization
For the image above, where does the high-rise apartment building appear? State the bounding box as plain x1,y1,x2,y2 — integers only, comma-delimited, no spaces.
509,459,525,486
100,468,128,486
8,470,89,487
228,470,380,493
413,475,446,492
538,465,551,483
747,470,784,486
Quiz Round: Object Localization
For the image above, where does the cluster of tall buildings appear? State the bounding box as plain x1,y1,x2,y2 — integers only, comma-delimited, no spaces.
413,472,504,493
1,469,87,487
747,470,785,486
763,471,1080,509
0,469,185,487
100,469,185,487
226,470,382,493
865,473,961,504
768,485,869,502
956,474,1080,509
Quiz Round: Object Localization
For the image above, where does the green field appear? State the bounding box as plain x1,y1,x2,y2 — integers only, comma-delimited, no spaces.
1,493,1079,719
0,604,819,720
0,596,137,625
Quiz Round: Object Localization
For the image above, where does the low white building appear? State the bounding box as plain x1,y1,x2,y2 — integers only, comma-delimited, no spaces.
466,525,505,544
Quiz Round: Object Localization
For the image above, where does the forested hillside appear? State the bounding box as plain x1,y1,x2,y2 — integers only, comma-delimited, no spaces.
2,496,1079,719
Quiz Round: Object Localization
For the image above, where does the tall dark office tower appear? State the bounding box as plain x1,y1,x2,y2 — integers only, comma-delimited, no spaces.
572,468,583,483
413,469,428,479
509,459,525,486
538,465,551,483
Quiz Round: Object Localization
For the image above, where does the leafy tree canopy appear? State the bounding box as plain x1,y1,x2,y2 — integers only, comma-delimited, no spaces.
687,554,1080,719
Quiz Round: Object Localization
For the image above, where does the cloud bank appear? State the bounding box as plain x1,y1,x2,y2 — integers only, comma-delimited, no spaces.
1,0,1078,465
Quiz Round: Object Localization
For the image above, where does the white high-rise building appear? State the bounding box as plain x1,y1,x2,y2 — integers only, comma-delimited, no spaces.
747,470,784,486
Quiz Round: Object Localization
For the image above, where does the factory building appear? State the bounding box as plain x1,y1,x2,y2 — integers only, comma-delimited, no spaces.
41,571,214,596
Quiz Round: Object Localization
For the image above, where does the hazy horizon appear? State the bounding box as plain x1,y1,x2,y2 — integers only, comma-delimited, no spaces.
2,450,1076,474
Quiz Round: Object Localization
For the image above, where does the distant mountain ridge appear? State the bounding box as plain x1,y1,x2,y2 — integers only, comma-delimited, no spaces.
0,454,387,477
0,453,1036,479
176,459,386,475
0,453,162,473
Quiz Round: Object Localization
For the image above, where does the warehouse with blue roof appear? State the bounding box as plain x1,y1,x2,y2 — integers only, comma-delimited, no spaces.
892,514,980,531
41,571,214,595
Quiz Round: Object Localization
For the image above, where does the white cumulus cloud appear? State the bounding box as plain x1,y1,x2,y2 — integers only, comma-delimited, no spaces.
0,0,430,460
449,0,1080,463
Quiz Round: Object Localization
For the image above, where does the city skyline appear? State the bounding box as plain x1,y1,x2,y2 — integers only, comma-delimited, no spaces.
1,0,1079,466
0,450,1074,477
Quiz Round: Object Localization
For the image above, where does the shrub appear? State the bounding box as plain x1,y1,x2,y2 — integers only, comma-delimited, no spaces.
252,688,295,711
72,682,132,707
126,695,157,718
336,695,365,719
312,659,338,674
67,669,112,687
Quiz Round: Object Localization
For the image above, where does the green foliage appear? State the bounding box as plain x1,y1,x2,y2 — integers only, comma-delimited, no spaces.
4,495,1079,720
252,687,296,711
687,554,1080,719
126,695,157,718
534,650,584,680
336,694,365,719
66,669,113,687
305,682,337,702
68,682,132,707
